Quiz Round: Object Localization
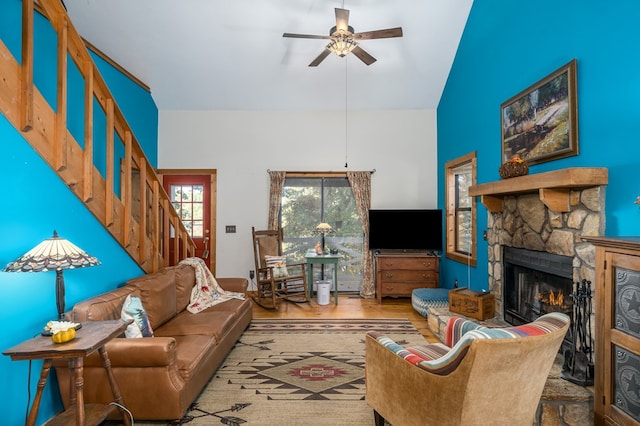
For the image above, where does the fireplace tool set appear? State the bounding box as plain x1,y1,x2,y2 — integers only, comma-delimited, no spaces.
561,279,594,386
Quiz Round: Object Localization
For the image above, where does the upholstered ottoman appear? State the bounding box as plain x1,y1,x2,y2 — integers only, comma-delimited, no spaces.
411,288,450,317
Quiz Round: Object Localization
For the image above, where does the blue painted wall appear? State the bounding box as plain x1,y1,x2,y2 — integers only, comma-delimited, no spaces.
0,3,156,423
90,52,159,167
437,0,640,290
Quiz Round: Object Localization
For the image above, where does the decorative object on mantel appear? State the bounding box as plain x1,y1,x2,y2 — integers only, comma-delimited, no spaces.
499,156,529,179
501,59,578,166
561,279,594,386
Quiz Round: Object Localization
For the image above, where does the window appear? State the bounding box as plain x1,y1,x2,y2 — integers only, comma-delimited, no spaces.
169,184,205,238
445,152,477,266
280,176,363,292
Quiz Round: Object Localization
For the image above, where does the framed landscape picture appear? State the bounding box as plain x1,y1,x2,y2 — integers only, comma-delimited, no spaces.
501,59,578,165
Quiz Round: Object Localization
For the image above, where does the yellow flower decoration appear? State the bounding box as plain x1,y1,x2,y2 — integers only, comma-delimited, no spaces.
507,156,525,164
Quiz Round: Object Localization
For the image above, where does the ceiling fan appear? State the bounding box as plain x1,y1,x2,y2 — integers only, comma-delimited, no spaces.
283,8,403,67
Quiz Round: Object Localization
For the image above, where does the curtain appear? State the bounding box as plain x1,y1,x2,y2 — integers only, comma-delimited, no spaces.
267,171,286,230
347,171,374,298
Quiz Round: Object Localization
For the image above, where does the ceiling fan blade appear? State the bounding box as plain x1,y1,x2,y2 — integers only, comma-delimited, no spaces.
283,33,331,40
309,48,331,67
353,27,403,40
335,8,350,32
351,46,377,66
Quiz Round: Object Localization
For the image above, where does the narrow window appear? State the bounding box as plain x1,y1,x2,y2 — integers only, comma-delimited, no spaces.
445,152,477,266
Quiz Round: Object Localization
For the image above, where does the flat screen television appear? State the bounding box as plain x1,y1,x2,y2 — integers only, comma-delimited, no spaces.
368,209,443,252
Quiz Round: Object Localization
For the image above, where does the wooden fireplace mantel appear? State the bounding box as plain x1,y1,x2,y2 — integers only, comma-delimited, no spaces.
468,167,608,213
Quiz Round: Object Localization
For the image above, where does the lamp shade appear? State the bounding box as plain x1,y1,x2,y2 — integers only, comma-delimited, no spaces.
3,230,100,321
3,230,100,273
315,223,334,234
327,35,358,57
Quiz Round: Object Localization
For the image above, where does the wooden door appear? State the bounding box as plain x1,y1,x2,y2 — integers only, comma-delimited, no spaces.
160,171,216,271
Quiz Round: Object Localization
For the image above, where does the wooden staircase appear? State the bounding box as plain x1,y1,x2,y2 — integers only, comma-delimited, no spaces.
0,0,196,273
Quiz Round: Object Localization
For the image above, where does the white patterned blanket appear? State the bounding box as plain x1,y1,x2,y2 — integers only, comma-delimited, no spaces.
179,257,245,314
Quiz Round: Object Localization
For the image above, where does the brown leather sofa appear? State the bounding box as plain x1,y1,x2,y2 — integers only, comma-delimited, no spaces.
53,264,252,420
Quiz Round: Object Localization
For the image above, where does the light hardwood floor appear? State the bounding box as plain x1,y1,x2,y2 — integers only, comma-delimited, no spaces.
250,292,440,343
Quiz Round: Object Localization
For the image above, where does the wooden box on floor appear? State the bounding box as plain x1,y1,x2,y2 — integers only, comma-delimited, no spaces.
448,288,495,321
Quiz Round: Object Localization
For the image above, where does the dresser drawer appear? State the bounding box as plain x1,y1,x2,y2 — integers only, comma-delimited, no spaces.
379,270,438,283
379,282,437,296
377,257,437,271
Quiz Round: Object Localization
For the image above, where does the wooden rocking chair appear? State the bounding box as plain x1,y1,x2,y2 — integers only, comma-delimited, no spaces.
251,227,309,309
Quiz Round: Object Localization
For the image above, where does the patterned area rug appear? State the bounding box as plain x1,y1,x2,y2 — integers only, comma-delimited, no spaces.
134,319,425,425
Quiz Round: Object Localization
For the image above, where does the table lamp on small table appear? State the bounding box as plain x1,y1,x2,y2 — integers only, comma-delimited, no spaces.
3,230,100,321
314,222,334,255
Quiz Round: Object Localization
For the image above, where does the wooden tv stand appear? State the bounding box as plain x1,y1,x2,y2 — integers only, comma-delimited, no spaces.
375,252,439,303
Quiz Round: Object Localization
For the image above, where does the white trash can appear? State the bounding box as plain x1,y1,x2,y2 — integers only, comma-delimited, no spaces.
316,280,332,305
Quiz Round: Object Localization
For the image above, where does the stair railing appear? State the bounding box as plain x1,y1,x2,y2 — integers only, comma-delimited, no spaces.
0,0,196,273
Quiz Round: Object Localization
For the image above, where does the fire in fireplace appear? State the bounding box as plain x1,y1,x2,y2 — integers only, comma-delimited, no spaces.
503,246,573,326
503,246,595,387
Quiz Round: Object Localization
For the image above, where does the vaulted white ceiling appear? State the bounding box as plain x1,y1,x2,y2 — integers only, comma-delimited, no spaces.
64,0,473,111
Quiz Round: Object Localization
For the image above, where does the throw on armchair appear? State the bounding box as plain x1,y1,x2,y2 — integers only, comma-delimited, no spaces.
365,312,570,426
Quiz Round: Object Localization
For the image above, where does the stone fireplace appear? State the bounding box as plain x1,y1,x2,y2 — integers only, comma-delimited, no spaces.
457,168,606,424
467,168,608,324
485,185,605,322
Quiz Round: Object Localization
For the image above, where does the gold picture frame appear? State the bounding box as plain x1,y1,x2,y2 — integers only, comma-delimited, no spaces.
501,59,578,165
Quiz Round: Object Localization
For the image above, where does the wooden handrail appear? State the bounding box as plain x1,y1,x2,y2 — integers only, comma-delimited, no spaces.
0,0,197,273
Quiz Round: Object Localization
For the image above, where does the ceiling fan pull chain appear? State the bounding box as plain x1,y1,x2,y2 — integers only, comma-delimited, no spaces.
345,57,349,169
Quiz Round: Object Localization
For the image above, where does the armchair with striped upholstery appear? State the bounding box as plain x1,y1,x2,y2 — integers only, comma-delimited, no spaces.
365,312,570,426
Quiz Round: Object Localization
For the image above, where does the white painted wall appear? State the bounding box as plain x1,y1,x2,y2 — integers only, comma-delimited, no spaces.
158,109,437,279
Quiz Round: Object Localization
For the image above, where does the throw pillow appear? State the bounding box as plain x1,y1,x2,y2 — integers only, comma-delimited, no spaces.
264,255,288,278
121,294,154,338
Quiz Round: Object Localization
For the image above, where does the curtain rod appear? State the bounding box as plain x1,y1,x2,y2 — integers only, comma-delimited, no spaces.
267,169,376,174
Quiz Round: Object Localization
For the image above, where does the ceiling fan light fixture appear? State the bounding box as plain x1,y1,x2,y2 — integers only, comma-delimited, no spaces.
327,34,358,57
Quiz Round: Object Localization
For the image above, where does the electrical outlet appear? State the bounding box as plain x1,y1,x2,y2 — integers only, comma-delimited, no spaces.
249,270,255,279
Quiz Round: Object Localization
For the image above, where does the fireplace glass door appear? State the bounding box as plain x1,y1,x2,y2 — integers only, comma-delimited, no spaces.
503,247,573,326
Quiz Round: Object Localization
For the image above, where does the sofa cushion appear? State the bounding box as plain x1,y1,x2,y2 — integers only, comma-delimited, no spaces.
127,268,177,329
174,264,196,313
154,309,238,343
71,285,139,322
205,298,252,315
170,334,218,382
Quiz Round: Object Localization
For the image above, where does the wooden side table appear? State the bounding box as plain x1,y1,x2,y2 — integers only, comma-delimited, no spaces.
3,320,131,426
305,251,340,305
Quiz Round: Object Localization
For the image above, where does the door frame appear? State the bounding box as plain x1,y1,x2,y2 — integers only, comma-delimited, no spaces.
158,169,217,274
